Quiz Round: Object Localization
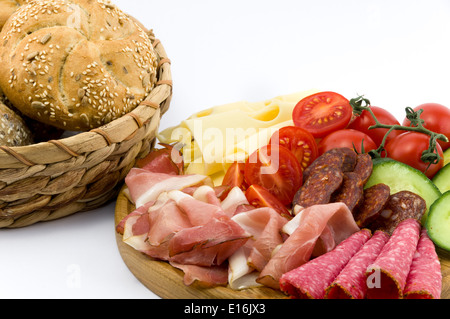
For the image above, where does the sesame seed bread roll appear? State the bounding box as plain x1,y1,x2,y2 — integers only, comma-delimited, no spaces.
0,0,28,31
0,0,158,131
0,100,33,146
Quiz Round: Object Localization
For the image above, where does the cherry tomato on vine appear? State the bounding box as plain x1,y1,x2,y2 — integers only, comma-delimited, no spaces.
348,106,403,146
245,184,291,217
269,126,318,170
317,129,377,155
244,144,302,205
384,132,444,179
293,91,353,138
402,103,450,151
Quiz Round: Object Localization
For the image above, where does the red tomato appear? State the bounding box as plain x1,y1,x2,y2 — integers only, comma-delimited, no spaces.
402,103,450,150
244,144,302,205
222,162,247,190
269,126,318,170
318,129,377,155
385,132,444,179
245,184,291,217
348,106,403,146
292,91,353,138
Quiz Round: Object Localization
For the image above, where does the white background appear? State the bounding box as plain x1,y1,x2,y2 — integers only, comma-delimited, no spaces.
1,0,450,299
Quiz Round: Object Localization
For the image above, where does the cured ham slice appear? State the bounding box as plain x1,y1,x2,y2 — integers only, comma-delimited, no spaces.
232,207,288,272
228,245,262,290
365,218,421,299
404,228,442,299
227,207,289,290
146,194,191,246
170,262,228,287
125,168,212,208
221,186,250,217
257,202,360,290
280,229,371,299
325,230,389,299
168,216,250,266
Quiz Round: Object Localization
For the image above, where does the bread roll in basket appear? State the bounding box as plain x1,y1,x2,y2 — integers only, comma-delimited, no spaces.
0,0,172,228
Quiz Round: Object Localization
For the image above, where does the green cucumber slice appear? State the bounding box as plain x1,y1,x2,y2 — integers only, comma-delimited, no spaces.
365,158,442,223
426,191,450,251
432,163,450,193
444,148,450,166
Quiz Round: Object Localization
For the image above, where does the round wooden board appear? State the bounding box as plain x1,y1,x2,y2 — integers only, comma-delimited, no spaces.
114,185,286,299
115,185,450,299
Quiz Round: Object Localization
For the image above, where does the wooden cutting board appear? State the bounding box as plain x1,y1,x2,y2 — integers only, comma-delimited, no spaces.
114,186,450,299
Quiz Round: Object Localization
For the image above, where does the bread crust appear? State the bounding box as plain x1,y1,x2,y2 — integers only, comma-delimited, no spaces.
0,1,28,31
0,0,158,131
0,100,33,146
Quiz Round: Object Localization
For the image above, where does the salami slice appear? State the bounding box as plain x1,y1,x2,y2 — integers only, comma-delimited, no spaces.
365,218,421,299
302,147,357,182
293,166,343,208
368,191,426,235
325,230,389,299
331,172,364,212
404,229,442,299
280,229,371,299
353,183,390,228
352,153,373,184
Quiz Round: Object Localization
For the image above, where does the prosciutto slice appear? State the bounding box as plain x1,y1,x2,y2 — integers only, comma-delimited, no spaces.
228,207,289,289
257,202,360,289
125,168,213,208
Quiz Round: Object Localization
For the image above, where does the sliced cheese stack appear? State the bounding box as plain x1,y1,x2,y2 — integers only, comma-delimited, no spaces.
158,90,319,185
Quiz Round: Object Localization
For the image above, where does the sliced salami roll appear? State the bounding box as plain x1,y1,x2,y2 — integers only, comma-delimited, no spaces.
302,147,356,182
293,166,343,208
368,191,426,235
280,229,371,299
352,153,373,184
353,183,390,228
365,218,421,299
325,230,389,299
404,229,442,299
331,172,364,212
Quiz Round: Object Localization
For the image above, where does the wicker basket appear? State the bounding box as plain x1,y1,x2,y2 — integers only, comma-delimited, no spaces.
0,30,172,228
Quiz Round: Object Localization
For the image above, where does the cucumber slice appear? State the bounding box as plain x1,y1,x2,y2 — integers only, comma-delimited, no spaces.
432,163,450,193
444,148,450,166
426,191,450,251
365,158,442,223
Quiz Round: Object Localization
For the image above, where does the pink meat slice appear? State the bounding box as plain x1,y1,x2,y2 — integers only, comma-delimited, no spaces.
404,228,442,299
280,228,371,299
231,207,288,272
170,262,229,287
325,230,389,299
365,218,421,299
168,216,250,267
257,202,360,290
125,168,211,207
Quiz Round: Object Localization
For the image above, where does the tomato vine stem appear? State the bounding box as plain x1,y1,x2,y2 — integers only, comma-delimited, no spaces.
349,95,448,166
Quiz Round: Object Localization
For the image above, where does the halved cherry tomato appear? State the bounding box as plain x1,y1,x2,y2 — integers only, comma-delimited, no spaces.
269,126,318,171
318,129,377,155
245,184,291,217
385,132,444,179
244,144,302,205
293,91,353,138
222,162,247,191
402,103,450,151
348,106,403,146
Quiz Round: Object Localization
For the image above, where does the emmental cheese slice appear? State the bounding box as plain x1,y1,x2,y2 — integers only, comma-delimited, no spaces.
157,89,319,183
